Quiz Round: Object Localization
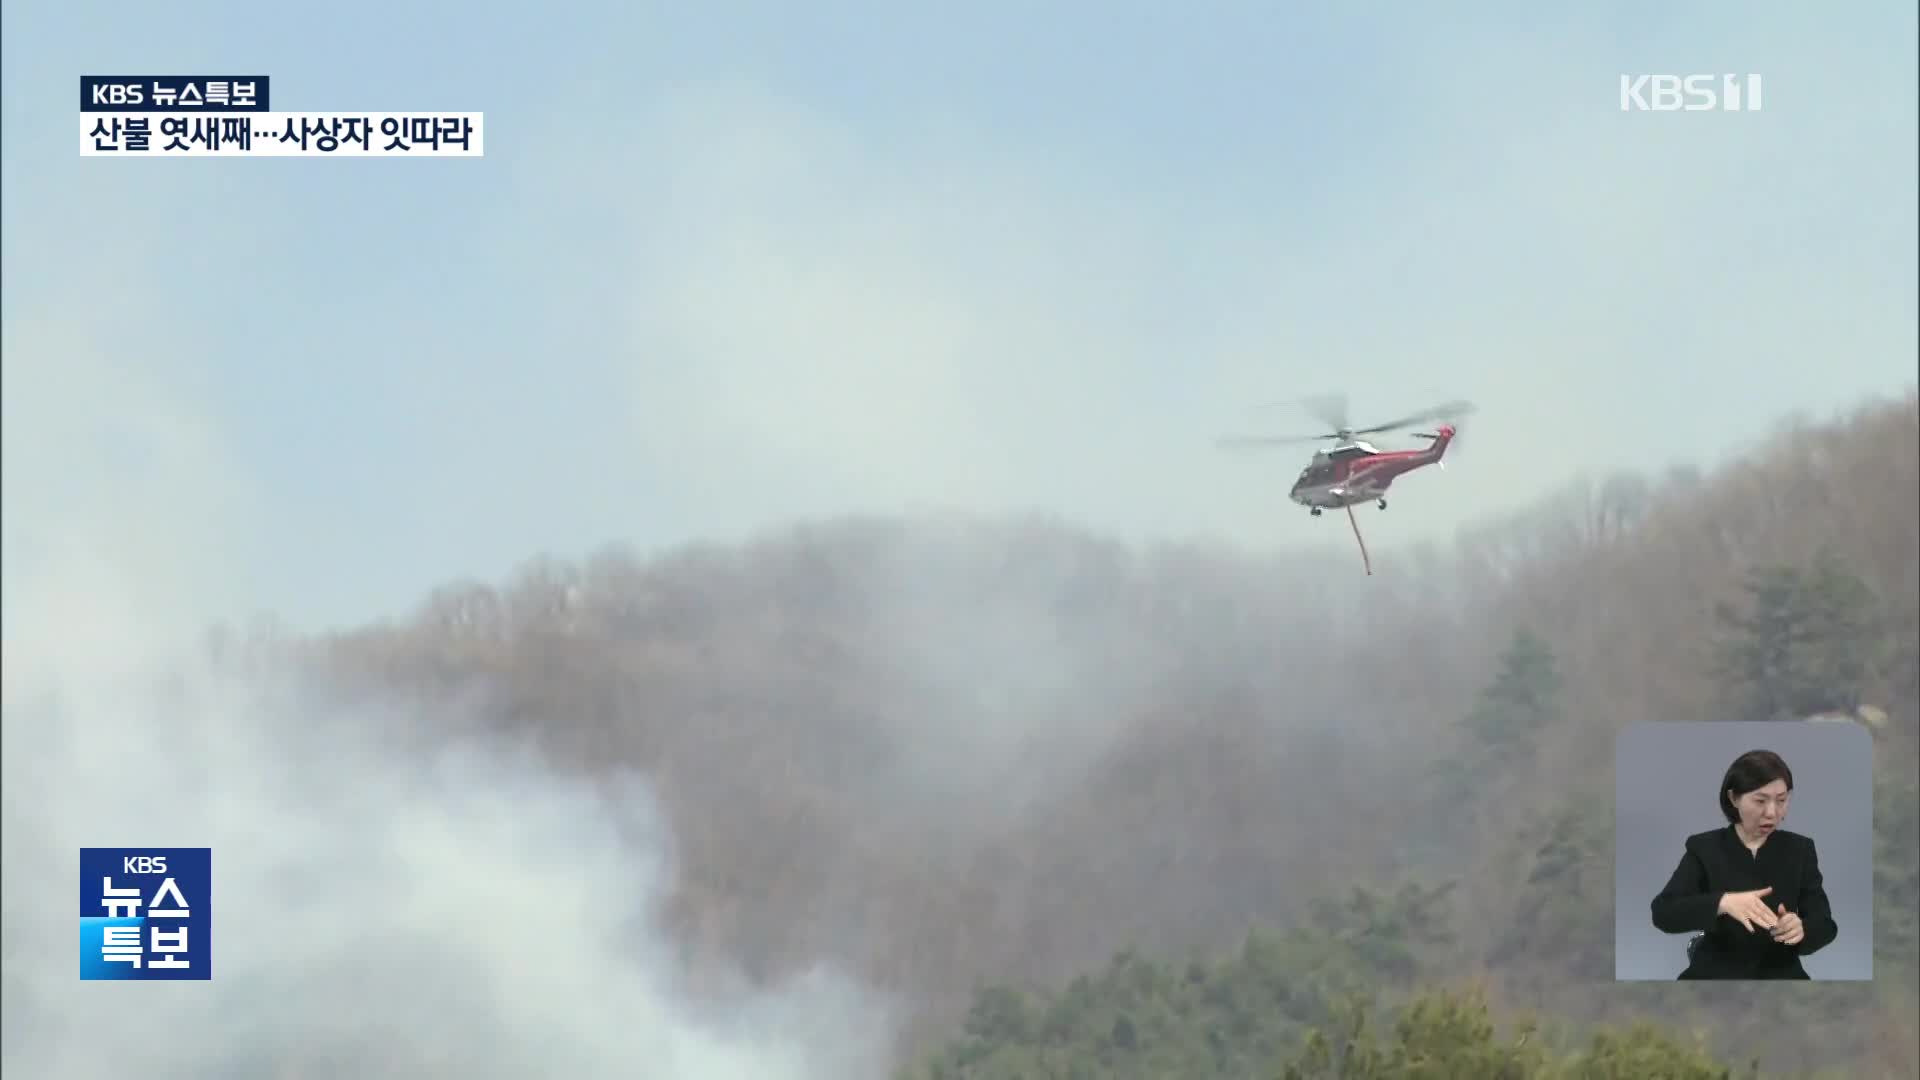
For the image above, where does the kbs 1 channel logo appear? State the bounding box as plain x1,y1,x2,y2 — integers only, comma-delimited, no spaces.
1619,73,1763,112
79,848,211,980
79,75,483,157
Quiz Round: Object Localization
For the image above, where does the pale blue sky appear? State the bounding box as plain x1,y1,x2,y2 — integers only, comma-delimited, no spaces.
4,2,1915,638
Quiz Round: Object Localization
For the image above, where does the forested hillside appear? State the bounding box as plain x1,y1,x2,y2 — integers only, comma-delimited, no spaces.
254,390,1914,1076
904,937,1766,1078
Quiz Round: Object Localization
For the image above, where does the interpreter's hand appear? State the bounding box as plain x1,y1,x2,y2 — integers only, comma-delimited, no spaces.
1770,903,1805,946
1717,886,1779,932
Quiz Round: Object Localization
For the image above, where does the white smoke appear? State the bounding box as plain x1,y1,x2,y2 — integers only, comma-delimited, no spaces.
0,335,892,1079
0,625,892,1079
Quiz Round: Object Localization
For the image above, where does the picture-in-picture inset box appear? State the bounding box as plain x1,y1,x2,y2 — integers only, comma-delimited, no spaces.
1615,720,1873,981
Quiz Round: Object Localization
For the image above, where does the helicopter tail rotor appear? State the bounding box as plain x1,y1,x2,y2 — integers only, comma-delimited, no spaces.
1410,419,1469,468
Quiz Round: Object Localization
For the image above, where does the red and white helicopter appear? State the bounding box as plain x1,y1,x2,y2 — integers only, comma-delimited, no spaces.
1218,394,1476,572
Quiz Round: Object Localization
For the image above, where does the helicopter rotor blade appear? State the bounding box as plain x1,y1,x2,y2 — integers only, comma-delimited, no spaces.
1268,393,1349,434
1217,433,1338,449
1351,398,1477,436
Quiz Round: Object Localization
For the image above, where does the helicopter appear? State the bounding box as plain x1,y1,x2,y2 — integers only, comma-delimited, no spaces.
1218,394,1477,516
1217,394,1476,577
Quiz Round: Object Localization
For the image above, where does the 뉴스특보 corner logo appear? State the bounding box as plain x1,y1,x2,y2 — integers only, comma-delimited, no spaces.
79,847,211,980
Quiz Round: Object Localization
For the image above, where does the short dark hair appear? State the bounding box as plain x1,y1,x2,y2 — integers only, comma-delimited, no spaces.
1720,749,1794,823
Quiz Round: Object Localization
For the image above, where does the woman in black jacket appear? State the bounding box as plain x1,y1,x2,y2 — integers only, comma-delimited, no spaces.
1649,748,1838,979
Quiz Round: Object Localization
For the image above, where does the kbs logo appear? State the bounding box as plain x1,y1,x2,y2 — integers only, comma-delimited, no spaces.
89,82,144,106
1620,74,1763,112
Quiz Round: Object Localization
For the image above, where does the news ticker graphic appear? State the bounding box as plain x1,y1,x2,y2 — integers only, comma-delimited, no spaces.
83,113,482,156
79,848,211,980
79,75,483,156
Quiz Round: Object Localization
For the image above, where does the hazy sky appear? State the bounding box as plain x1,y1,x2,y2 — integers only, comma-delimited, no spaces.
4,2,1916,637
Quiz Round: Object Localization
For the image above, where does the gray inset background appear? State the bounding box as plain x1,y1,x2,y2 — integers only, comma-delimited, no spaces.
1614,721,1874,980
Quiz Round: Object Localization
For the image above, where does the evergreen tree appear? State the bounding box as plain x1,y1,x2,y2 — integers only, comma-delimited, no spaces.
1712,553,1878,720
1487,796,1612,981
1464,628,1562,759
1412,629,1565,872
